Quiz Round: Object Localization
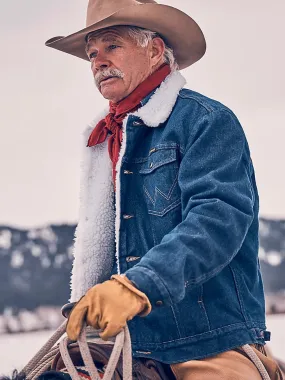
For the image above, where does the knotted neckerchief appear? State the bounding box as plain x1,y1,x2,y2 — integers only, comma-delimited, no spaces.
87,64,171,188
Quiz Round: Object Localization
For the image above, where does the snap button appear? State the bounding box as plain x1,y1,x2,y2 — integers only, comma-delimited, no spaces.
133,120,144,126
123,170,134,175
126,256,140,263
149,162,153,168
264,331,271,341
123,214,134,220
155,301,163,306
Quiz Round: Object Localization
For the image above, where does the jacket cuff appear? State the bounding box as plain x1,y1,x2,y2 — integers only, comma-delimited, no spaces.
125,266,173,308
111,274,152,316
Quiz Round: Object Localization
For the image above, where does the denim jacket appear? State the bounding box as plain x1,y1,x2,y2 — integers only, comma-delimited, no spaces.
71,71,268,364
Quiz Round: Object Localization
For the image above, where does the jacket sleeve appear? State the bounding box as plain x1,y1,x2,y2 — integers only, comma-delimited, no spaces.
125,109,256,308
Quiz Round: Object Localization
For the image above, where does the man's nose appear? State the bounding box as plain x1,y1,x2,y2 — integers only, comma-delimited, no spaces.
93,52,110,71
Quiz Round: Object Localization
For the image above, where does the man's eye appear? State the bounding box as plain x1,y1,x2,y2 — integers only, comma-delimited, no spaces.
89,52,97,60
108,45,118,51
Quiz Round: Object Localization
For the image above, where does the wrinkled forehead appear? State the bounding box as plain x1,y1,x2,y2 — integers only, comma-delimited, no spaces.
86,26,130,44
85,26,133,54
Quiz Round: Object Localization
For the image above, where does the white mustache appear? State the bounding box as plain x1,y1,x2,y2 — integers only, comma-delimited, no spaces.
94,68,124,88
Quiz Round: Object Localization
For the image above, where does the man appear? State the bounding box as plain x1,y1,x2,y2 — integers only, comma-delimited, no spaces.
46,0,282,379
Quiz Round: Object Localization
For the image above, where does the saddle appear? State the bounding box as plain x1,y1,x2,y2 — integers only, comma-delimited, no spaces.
43,341,175,380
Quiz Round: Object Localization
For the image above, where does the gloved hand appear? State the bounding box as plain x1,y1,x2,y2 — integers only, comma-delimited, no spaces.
66,274,152,341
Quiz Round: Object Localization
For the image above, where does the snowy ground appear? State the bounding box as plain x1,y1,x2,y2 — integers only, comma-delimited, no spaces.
0,315,284,376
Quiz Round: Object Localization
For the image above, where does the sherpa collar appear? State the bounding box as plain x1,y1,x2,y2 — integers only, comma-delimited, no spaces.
132,70,186,127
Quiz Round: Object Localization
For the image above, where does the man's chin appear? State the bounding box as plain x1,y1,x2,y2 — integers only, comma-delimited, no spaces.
100,88,125,103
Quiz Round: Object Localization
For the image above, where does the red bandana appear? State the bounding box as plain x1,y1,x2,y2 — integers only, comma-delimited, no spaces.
87,64,171,188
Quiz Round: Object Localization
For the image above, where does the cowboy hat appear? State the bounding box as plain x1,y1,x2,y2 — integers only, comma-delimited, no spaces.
45,0,206,70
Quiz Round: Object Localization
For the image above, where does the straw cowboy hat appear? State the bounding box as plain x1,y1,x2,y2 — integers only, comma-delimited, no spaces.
45,0,206,70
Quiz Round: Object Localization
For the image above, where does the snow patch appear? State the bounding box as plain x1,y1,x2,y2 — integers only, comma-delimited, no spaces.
259,247,266,261
259,220,271,237
28,226,58,243
67,245,74,260
40,256,51,268
10,250,24,268
0,230,12,250
31,244,42,257
54,254,66,268
48,242,57,254
259,247,284,266
267,251,283,266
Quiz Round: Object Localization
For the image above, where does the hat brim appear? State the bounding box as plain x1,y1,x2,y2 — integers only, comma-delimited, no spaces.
45,4,206,70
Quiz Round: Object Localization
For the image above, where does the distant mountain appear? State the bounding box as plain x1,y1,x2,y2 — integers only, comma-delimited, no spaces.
0,218,284,313
0,224,75,313
259,218,285,294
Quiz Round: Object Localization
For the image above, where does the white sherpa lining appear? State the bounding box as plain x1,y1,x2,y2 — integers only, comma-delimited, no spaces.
69,109,116,302
70,71,186,301
114,116,128,275
132,70,186,127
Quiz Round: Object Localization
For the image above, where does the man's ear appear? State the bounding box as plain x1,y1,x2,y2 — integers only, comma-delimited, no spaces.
150,37,166,68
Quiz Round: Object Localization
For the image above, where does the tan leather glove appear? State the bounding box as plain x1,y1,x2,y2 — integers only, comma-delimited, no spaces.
66,274,151,341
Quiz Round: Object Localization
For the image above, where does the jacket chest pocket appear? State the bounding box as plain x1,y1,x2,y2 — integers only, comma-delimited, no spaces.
139,147,181,216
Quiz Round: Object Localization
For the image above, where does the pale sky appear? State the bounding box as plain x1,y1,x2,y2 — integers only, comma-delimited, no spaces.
0,1,284,228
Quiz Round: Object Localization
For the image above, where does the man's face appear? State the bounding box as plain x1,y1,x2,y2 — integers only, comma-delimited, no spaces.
85,27,162,103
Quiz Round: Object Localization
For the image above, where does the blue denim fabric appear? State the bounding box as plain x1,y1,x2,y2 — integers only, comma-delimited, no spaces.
113,88,267,364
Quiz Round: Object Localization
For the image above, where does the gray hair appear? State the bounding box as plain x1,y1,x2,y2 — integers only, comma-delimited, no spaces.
87,26,179,71
124,26,179,72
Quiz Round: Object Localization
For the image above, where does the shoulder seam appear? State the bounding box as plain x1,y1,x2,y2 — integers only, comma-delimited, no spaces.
178,92,213,113
178,91,233,115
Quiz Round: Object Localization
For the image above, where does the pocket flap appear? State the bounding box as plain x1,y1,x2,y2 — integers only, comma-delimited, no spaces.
139,147,178,174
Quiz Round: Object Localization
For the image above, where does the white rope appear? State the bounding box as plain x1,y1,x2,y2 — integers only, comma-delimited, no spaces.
59,337,82,380
59,326,132,380
77,328,101,380
122,326,133,380
242,344,271,380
